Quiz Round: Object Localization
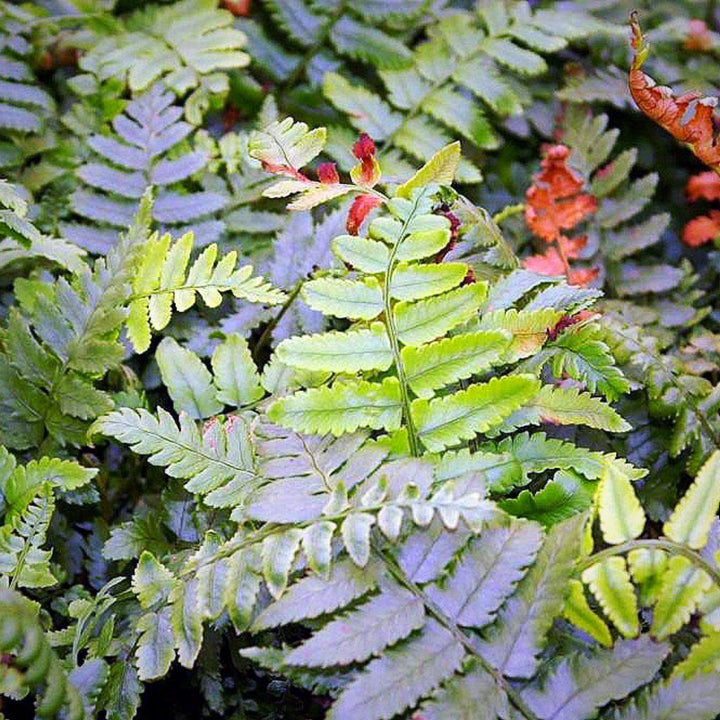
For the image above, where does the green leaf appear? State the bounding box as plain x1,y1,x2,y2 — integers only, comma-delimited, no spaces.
563,579,613,647
333,234,389,274
651,556,711,640
501,469,596,527
628,549,668,607
395,227,451,262
156,338,223,419
413,375,540,452
675,631,720,678
132,552,175,609
496,385,632,434
390,262,467,301
582,557,639,638
395,283,487,347
302,277,384,320
664,451,720,549
416,661,509,720
598,463,646,544
529,325,630,401
402,329,510,399
268,379,402,435
276,324,393,373
301,521,335,577
396,142,461,199
211,334,264,408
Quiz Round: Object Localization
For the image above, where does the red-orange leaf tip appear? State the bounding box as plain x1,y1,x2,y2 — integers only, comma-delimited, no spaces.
347,194,382,235
683,211,720,247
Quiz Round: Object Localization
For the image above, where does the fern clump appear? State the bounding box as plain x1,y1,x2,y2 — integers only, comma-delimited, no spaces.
2,2,720,719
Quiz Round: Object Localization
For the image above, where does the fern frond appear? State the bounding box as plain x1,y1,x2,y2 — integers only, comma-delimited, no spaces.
0,178,85,273
80,0,248,115
126,228,284,353
321,4,613,180
0,589,85,719
582,557,640,638
0,195,154,448
92,408,260,510
493,384,632,434
268,378,403,435
412,375,541,452
611,673,720,720
0,4,57,184
480,514,585,678
522,636,668,720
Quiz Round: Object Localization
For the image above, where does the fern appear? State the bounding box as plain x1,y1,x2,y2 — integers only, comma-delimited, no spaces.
0,196,154,449
572,451,720,643
261,132,632,457
320,3,616,182
126,228,284,353
78,0,249,123
0,3,57,186
62,85,227,254
2,10,720,718
0,589,86,719
559,107,685,303
0,178,85,273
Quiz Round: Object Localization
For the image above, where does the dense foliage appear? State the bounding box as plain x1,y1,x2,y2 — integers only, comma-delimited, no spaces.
3,1,720,719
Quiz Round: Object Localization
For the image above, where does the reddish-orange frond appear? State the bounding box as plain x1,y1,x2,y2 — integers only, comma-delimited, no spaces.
629,13,720,173
525,145,598,244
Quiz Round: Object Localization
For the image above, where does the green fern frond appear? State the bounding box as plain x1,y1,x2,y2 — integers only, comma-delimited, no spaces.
0,589,85,719
79,0,249,120
126,228,284,353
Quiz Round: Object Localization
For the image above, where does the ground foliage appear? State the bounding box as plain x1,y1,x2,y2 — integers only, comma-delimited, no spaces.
3,1,720,719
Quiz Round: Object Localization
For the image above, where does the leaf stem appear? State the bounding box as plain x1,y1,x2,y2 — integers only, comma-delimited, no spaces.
576,537,720,587
252,280,304,362
382,195,423,457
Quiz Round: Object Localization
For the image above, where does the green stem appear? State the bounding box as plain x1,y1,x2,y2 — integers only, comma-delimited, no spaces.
576,537,720,587
382,195,423,457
